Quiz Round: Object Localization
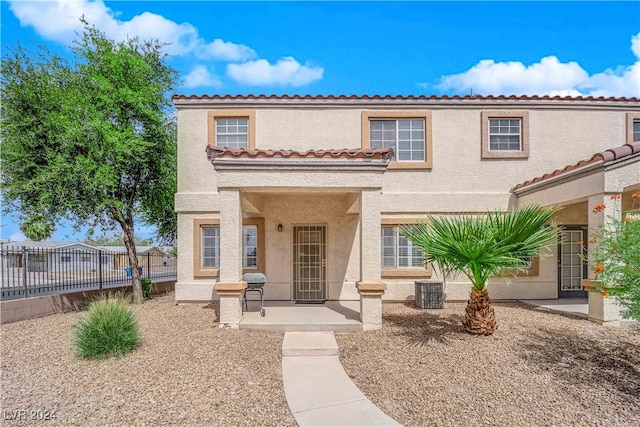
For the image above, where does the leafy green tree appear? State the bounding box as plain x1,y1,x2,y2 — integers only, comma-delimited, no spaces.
19,214,55,241
1,22,178,304
400,205,557,335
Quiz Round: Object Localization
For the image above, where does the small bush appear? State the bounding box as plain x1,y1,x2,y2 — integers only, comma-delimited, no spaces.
141,278,153,299
73,294,140,359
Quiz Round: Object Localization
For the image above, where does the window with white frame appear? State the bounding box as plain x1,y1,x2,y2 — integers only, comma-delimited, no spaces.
243,225,258,269
488,118,522,151
215,118,248,149
370,119,425,161
201,226,220,269
381,227,424,269
200,225,259,270
634,120,640,142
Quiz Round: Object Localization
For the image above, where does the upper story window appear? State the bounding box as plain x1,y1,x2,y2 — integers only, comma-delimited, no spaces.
481,111,529,159
370,119,425,161
361,110,433,169
488,119,521,151
216,118,248,149
634,120,640,142
381,226,424,269
208,110,256,150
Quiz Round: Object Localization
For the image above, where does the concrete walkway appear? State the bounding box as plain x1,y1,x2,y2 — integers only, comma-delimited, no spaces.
519,298,588,318
281,331,400,427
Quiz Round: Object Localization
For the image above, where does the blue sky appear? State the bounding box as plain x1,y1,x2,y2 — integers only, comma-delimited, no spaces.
1,0,639,242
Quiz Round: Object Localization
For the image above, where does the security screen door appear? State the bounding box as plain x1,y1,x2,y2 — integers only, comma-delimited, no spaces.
558,228,588,298
293,225,327,301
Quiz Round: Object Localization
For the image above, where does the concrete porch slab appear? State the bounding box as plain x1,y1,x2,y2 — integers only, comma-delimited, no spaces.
240,300,362,332
519,298,588,318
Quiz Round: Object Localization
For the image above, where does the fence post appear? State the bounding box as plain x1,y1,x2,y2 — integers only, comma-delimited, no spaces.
147,252,151,278
99,251,103,290
22,247,28,298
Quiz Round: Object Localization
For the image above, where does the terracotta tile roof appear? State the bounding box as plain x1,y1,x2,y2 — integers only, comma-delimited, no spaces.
174,94,639,102
512,140,640,191
206,146,394,161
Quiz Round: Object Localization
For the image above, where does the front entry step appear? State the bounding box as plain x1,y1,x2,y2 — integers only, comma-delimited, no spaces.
282,331,338,357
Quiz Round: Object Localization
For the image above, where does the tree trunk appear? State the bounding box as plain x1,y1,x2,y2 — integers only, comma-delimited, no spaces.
462,288,497,335
120,220,143,304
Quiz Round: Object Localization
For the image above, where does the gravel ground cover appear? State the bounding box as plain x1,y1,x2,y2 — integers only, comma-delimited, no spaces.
1,293,295,427
336,302,640,427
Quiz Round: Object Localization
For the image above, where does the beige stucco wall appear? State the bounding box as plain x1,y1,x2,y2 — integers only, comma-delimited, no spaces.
175,104,638,302
260,194,361,301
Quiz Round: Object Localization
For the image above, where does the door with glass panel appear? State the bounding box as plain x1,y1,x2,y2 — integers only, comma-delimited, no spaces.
557,227,588,298
293,226,327,301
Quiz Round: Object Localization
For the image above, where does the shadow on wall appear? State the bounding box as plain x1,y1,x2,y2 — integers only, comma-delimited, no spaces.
520,328,640,399
384,303,466,346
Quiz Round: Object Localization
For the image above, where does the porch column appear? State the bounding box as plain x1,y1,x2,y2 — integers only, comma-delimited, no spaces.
585,193,622,325
356,188,386,330
215,188,246,329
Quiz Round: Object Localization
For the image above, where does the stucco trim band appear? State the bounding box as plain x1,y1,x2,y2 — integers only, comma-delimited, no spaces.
214,281,247,295
356,281,387,296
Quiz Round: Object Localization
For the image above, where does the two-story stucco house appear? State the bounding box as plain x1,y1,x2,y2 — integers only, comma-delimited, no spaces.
173,94,640,329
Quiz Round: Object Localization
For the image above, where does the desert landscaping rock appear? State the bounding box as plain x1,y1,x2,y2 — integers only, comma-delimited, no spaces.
336,302,640,427
2,294,639,426
1,293,295,426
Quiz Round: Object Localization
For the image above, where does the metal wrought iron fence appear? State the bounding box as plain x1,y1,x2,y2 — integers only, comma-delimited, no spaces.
0,245,177,300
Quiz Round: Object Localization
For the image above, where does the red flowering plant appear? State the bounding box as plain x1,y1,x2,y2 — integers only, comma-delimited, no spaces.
587,193,640,321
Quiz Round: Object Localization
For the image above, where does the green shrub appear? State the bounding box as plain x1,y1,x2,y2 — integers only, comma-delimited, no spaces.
141,278,153,299
73,294,140,359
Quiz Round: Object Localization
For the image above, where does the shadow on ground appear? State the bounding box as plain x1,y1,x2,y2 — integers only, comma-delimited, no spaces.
384,305,465,346
203,301,220,323
521,327,640,399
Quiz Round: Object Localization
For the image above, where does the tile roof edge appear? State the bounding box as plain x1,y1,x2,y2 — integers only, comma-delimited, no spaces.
512,140,640,193
172,94,640,102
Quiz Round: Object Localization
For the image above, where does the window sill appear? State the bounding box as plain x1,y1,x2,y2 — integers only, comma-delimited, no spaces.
382,268,432,278
482,151,529,160
387,162,433,170
194,268,219,278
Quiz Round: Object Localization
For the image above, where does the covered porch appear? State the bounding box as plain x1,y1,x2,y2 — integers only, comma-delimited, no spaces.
208,147,393,330
512,140,640,326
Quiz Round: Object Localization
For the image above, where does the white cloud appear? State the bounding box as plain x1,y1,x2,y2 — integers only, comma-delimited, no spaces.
182,65,222,89
632,32,640,60
227,57,324,87
437,56,589,96
8,0,249,59
197,39,256,62
436,33,640,98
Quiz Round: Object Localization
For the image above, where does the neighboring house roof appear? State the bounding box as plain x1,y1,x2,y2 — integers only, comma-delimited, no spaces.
206,147,395,161
1,241,98,250
97,246,163,254
173,94,638,103
511,140,640,192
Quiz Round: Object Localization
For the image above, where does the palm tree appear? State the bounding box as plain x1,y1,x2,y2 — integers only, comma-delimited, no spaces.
19,214,55,242
400,205,557,335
